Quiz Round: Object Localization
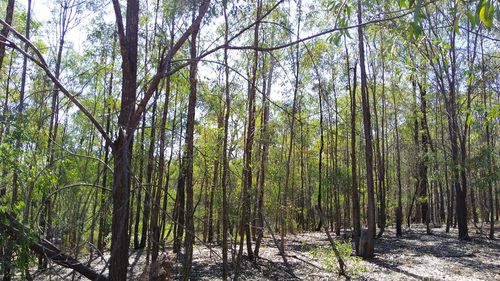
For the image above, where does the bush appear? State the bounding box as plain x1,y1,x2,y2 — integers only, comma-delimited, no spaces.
309,240,368,276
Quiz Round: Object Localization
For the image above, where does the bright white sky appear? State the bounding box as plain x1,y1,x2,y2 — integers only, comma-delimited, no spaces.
18,0,115,53
19,0,50,20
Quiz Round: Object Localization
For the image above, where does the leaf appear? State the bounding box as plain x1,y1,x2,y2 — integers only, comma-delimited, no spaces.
332,34,341,46
479,2,492,28
344,29,352,39
454,17,461,35
466,114,473,126
467,11,476,29
414,0,422,23
488,3,495,24
15,200,26,212
345,4,352,16
467,73,475,86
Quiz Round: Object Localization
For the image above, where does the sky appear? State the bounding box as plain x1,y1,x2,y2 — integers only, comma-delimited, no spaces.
12,0,325,105
19,0,50,21
17,0,115,53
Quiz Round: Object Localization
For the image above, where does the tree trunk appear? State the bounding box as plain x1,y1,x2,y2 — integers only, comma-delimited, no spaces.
109,0,139,279
357,0,375,257
152,12,175,262
449,13,469,240
418,83,430,234
281,0,301,252
236,0,262,270
181,7,201,278
392,84,403,237
346,35,360,251
221,5,231,278
16,0,32,221
254,58,275,257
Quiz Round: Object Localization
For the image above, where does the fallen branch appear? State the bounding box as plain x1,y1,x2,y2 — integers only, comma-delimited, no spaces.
0,211,108,281
262,214,297,278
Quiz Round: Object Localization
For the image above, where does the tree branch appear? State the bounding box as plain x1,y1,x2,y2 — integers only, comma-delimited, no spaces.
0,18,115,149
129,0,211,133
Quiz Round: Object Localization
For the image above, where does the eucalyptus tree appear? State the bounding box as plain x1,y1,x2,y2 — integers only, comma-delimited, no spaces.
236,0,262,268
281,0,302,253
1,0,498,279
356,0,375,257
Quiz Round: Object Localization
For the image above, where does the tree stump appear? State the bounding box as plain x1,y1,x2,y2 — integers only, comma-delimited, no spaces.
359,229,374,258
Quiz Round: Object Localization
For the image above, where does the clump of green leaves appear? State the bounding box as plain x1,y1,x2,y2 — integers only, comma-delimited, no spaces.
0,211,35,279
476,0,497,29
309,240,368,276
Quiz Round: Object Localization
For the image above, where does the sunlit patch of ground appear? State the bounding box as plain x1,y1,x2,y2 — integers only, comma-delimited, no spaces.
29,223,500,280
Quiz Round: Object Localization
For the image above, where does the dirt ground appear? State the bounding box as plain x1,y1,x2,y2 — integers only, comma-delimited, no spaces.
30,224,500,280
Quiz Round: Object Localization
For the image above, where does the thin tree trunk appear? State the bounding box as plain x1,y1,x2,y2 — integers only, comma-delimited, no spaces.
236,0,262,270
392,84,403,237
333,86,341,236
346,34,360,252
254,58,275,257
135,111,146,249
357,0,375,257
281,0,301,252
418,82,431,234
98,37,116,251
181,4,204,278
481,37,495,239
316,78,325,232
16,0,32,221
153,6,175,262
449,10,469,240
221,5,231,278
208,106,223,242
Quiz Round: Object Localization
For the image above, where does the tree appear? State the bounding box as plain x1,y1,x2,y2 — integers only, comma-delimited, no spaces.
0,0,498,279
357,0,376,258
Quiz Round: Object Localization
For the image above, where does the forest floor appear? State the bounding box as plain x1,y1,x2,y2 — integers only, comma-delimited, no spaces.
30,223,500,280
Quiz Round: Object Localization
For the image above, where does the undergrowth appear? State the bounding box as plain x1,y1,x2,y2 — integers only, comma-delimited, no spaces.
308,240,368,276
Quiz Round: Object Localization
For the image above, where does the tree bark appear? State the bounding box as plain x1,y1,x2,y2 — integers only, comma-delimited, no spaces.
181,5,202,278
236,0,262,269
346,37,360,250
254,57,275,257
392,84,403,237
109,0,139,279
281,0,301,252
152,7,175,263
357,0,375,257
221,5,231,278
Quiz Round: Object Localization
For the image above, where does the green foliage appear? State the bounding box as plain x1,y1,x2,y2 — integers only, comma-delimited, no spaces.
408,0,425,40
477,0,496,29
0,212,36,278
309,240,368,276
0,0,498,277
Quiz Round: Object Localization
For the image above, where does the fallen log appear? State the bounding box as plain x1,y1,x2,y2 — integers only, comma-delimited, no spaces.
0,211,108,281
